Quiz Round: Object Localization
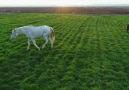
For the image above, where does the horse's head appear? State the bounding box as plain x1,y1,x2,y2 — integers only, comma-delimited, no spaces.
11,29,18,41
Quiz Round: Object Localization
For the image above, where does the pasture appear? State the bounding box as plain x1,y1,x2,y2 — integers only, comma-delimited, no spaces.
0,13,129,90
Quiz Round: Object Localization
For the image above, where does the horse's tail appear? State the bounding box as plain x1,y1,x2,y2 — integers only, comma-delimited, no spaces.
50,27,55,44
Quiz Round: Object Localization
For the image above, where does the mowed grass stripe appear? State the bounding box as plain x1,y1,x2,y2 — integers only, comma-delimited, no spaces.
56,16,85,49
62,16,94,89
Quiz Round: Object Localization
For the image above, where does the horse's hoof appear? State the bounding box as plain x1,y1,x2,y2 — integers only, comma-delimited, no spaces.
42,47,45,49
51,47,53,49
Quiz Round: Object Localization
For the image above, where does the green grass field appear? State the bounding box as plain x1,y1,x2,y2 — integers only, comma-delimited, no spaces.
1,13,129,90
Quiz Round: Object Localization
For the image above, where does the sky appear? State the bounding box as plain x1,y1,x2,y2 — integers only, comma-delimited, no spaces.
0,0,129,7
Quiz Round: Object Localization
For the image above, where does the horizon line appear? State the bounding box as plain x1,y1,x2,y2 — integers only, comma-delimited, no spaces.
0,4,129,7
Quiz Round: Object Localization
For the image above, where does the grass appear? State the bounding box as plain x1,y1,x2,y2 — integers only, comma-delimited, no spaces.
0,13,129,90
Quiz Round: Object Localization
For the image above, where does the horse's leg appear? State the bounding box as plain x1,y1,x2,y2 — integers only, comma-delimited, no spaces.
48,36,53,49
42,36,48,49
27,38,30,50
31,39,40,50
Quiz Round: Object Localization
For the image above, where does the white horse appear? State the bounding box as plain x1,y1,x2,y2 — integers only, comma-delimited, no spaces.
11,25,55,50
